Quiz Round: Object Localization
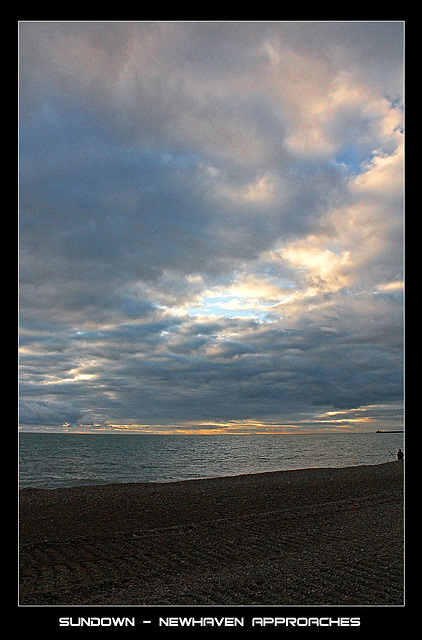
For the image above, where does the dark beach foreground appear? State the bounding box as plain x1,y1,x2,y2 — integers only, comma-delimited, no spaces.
19,461,404,606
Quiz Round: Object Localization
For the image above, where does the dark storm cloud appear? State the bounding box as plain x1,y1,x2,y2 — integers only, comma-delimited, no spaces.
19,21,404,432
19,399,84,428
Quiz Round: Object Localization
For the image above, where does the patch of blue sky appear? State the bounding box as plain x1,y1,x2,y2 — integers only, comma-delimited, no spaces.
332,145,369,175
186,295,276,322
160,150,204,169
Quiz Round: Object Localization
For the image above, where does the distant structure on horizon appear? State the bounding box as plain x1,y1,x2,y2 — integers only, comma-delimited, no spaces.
376,430,404,433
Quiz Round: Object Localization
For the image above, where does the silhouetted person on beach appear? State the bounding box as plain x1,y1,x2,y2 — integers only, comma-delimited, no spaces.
397,449,404,460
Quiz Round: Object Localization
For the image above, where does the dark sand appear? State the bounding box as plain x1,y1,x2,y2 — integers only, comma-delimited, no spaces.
19,461,404,605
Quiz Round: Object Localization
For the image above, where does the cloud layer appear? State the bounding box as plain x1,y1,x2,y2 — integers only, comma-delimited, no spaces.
19,22,404,433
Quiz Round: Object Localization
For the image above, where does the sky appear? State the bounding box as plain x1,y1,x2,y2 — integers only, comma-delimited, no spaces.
19,21,404,434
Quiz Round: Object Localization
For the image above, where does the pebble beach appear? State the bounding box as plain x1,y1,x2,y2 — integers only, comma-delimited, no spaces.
19,461,404,606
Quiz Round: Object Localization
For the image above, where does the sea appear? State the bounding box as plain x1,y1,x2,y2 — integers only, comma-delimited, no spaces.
18,432,404,490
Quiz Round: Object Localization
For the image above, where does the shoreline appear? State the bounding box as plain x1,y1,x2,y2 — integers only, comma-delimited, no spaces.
19,458,401,492
19,461,404,606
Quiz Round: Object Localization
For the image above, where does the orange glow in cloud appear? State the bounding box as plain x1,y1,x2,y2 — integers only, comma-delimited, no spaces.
67,416,374,435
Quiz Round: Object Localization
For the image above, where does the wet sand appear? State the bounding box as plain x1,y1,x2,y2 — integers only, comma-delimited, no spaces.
19,461,404,605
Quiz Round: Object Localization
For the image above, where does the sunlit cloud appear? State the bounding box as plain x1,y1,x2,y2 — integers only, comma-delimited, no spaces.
377,281,403,292
220,173,279,204
42,373,97,385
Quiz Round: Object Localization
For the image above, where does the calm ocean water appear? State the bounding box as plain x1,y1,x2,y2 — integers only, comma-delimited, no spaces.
18,432,404,490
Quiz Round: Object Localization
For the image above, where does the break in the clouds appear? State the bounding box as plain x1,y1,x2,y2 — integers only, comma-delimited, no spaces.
19,21,404,433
